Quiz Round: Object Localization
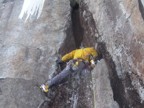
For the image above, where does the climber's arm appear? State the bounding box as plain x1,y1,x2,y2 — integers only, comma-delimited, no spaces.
61,50,76,62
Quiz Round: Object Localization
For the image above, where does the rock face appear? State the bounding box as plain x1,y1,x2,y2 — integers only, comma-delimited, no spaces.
92,59,119,108
0,0,75,107
0,0,73,80
0,78,46,108
0,0,144,108
78,0,144,107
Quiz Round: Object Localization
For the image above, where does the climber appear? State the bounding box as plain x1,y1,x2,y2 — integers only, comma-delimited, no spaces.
40,47,102,93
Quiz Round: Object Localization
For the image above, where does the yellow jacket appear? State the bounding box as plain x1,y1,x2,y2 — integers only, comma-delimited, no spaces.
61,47,98,62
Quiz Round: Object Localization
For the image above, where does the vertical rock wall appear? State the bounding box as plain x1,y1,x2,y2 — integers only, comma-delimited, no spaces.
1,0,144,108
0,0,75,107
0,0,73,81
79,0,144,107
92,59,119,108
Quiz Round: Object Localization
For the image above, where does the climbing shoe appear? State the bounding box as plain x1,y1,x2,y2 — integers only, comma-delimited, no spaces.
40,84,49,93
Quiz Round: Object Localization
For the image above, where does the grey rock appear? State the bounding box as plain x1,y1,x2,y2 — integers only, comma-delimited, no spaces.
0,0,74,107
80,0,144,107
92,59,119,108
0,0,72,81
1,0,144,107
0,78,46,108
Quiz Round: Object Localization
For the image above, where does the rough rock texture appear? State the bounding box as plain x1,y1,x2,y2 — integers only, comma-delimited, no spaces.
1,0,144,108
0,78,46,108
0,0,75,107
0,0,73,80
92,59,119,108
47,67,94,108
79,0,144,107
0,0,94,107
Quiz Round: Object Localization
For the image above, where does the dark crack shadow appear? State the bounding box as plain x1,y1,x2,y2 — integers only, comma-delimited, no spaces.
97,42,144,108
71,2,84,48
97,42,126,108
138,0,144,21
48,1,94,108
